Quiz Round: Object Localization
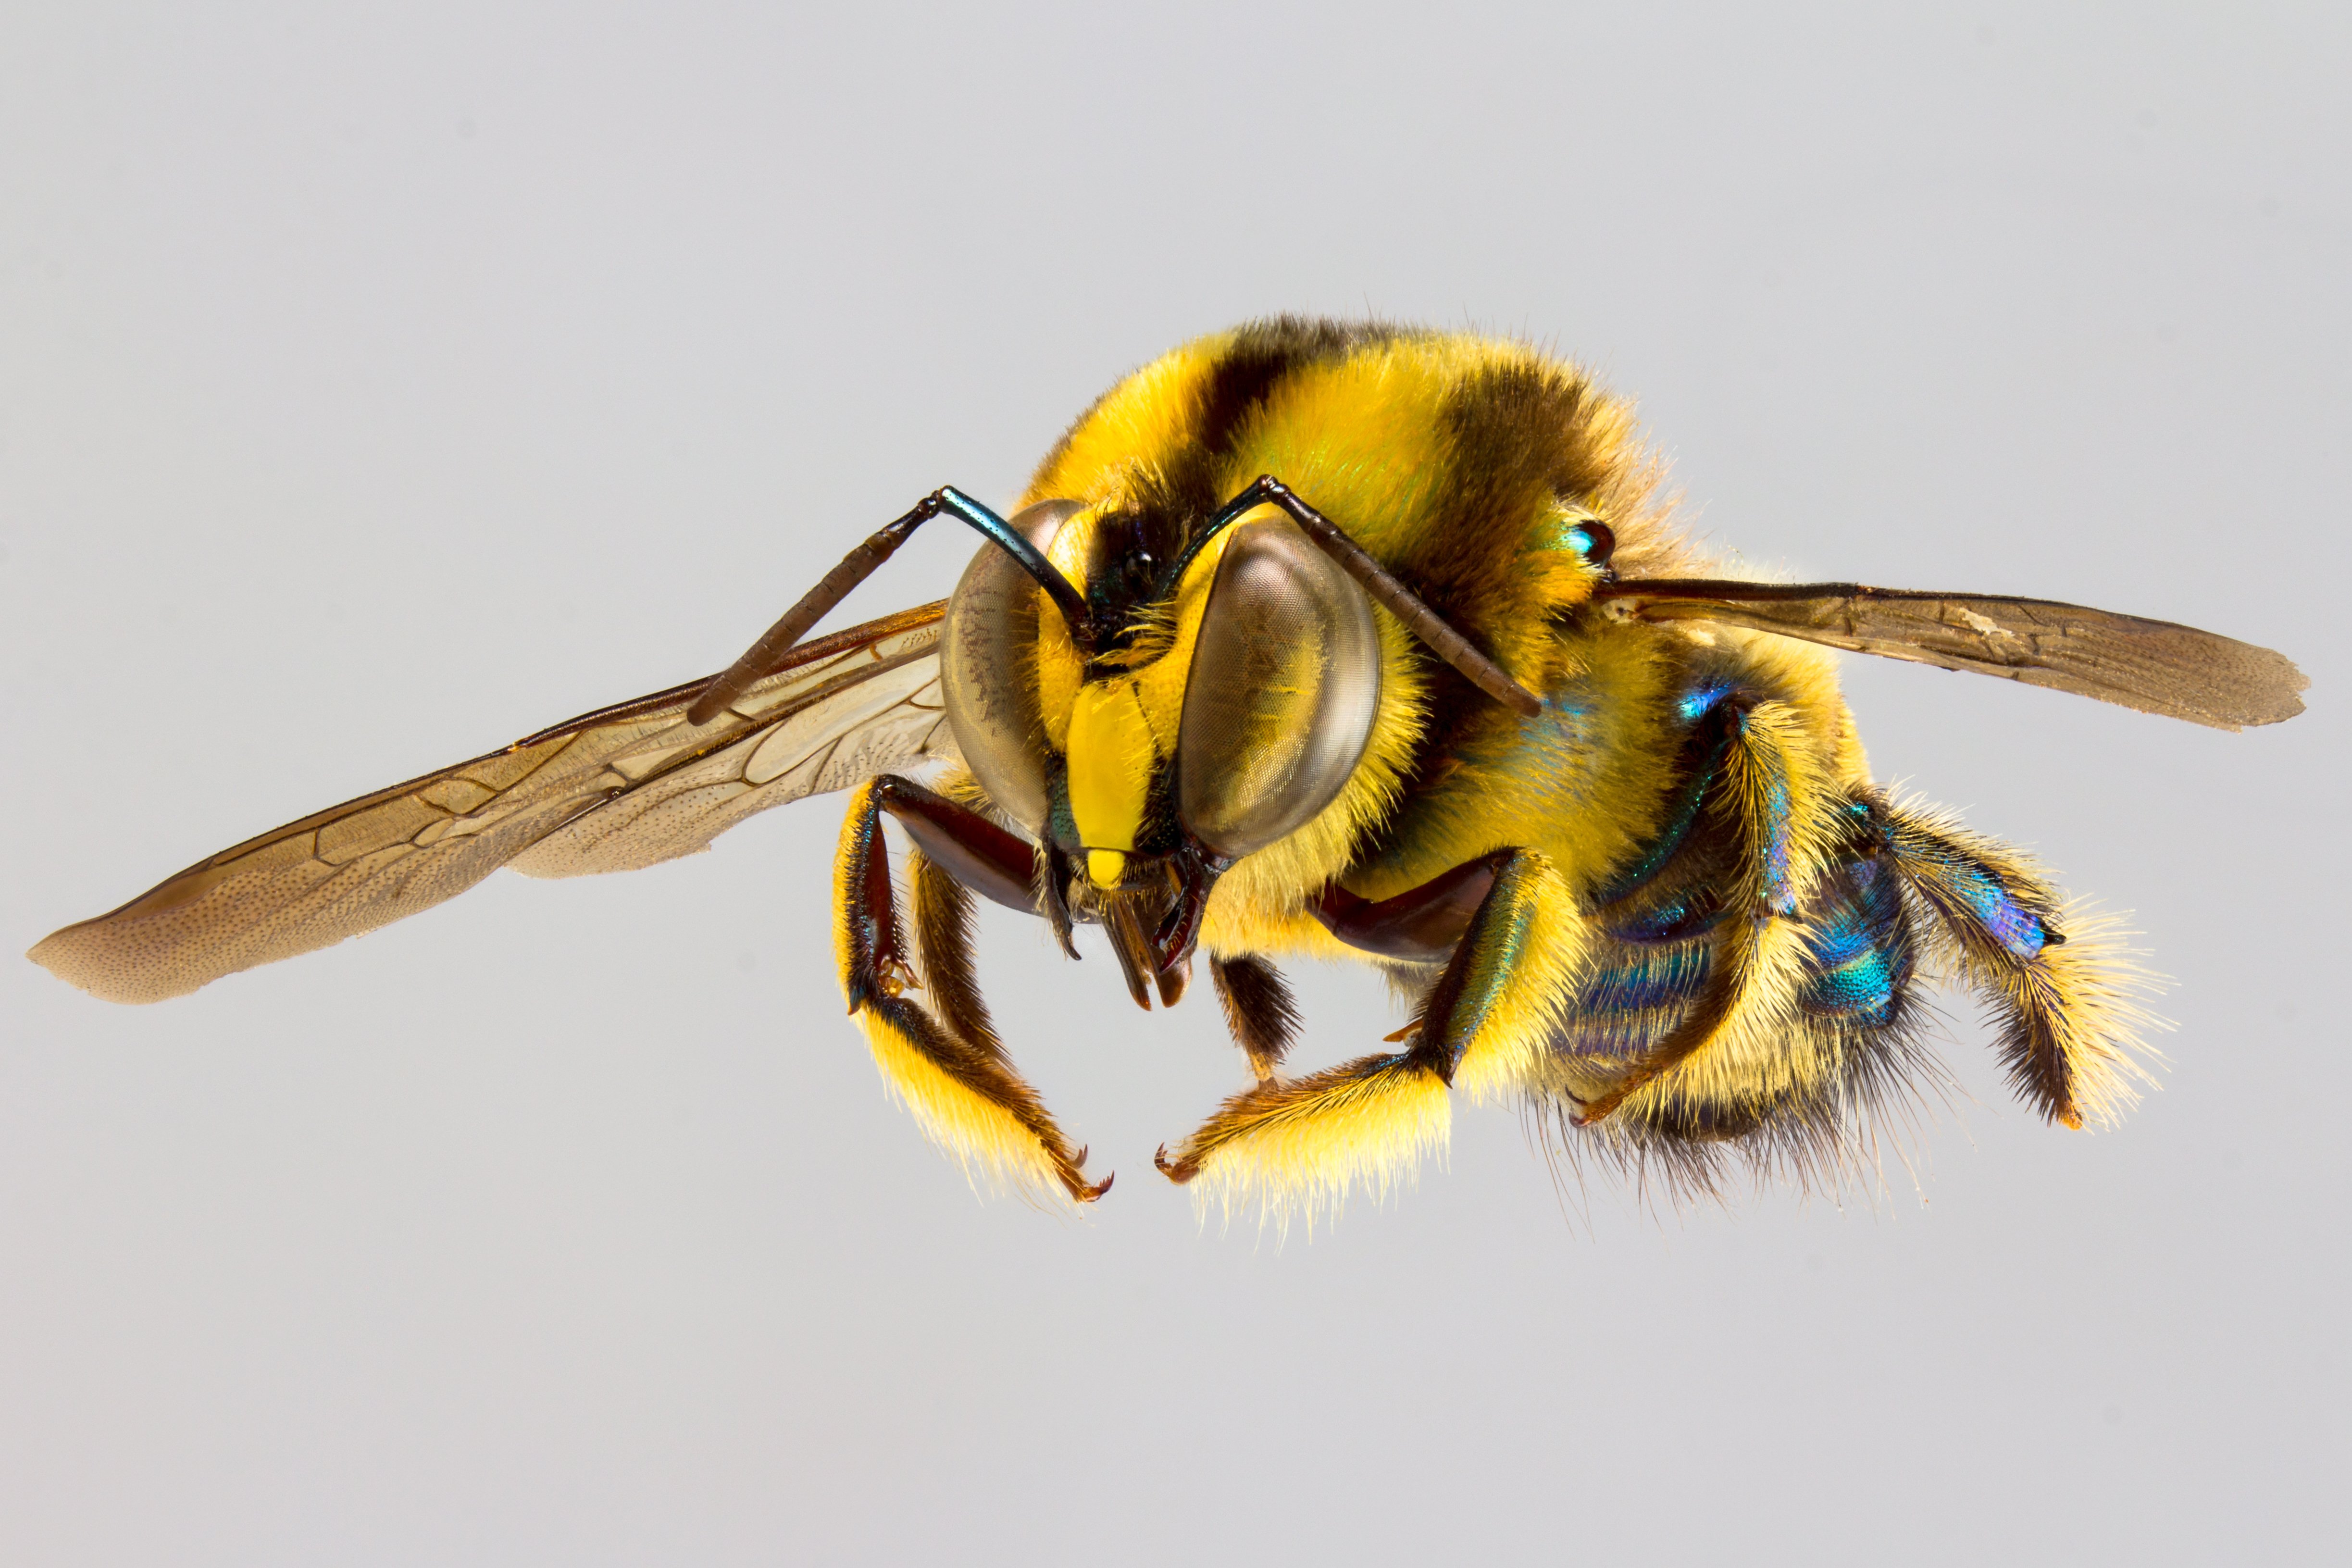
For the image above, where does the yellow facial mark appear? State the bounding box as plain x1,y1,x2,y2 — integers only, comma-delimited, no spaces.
1065,679,1159,890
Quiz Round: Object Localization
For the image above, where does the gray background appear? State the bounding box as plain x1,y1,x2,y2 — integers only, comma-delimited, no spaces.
2,4,2343,1564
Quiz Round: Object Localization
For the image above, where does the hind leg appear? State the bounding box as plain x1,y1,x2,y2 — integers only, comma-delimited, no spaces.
1861,794,2153,1128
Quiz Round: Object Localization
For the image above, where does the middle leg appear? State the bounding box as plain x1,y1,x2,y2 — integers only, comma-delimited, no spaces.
1157,848,1587,1221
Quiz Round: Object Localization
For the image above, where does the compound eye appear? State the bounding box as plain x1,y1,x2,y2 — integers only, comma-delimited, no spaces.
942,499,1081,837
1177,517,1382,859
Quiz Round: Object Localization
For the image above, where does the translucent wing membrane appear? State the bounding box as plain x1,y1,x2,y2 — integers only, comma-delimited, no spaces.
1600,582,2307,730
31,604,954,1005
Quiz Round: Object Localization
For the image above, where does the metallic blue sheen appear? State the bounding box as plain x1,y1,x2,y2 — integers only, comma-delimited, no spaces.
1579,942,1712,1015
1535,516,1602,558
1608,892,1730,945
935,486,1091,637
1589,709,1739,910
1442,883,1534,1066
1807,951,1896,1017
1952,863,2046,958
1678,680,1735,723
1757,763,1794,912
1800,858,1911,1021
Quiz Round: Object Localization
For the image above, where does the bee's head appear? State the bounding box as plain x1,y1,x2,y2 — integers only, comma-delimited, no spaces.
939,498,1383,982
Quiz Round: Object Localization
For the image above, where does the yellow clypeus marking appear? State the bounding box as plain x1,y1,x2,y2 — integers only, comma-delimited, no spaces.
1065,678,1159,888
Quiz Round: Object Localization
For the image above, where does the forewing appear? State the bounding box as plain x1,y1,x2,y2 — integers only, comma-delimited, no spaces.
1601,581,2307,730
31,604,953,1005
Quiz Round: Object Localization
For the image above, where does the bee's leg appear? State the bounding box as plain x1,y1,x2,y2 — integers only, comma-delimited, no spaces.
836,776,1110,1202
1573,698,1844,1125
1311,854,1506,961
1157,850,1585,1217
870,776,1039,917
1208,955,1299,1083
1861,795,2153,1129
907,850,999,1060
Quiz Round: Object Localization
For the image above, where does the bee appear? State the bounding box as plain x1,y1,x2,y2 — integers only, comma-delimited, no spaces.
31,319,2308,1218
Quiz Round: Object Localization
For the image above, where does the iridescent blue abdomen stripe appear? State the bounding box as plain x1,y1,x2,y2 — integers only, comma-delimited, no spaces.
1582,940,1712,1013
1557,938,1715,1058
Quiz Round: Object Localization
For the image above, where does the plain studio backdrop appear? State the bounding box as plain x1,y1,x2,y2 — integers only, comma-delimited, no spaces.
2,5,2343,1565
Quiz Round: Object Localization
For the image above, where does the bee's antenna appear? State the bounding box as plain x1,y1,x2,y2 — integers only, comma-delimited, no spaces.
1166,475,1545,717
687,487,1090,725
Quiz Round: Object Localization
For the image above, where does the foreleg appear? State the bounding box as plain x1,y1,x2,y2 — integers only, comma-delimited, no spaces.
835,776,1109,1201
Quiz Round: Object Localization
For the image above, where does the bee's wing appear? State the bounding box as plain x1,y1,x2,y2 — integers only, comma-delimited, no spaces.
1599,581,2307,731
30,603,955,1005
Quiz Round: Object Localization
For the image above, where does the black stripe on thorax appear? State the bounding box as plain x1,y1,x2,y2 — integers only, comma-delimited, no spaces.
1372,351,1602,780
1086,317,1401,648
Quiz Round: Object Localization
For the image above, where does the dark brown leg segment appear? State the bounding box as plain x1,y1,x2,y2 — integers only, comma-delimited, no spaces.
1210,955,1300,1082
1311,853,1508,962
